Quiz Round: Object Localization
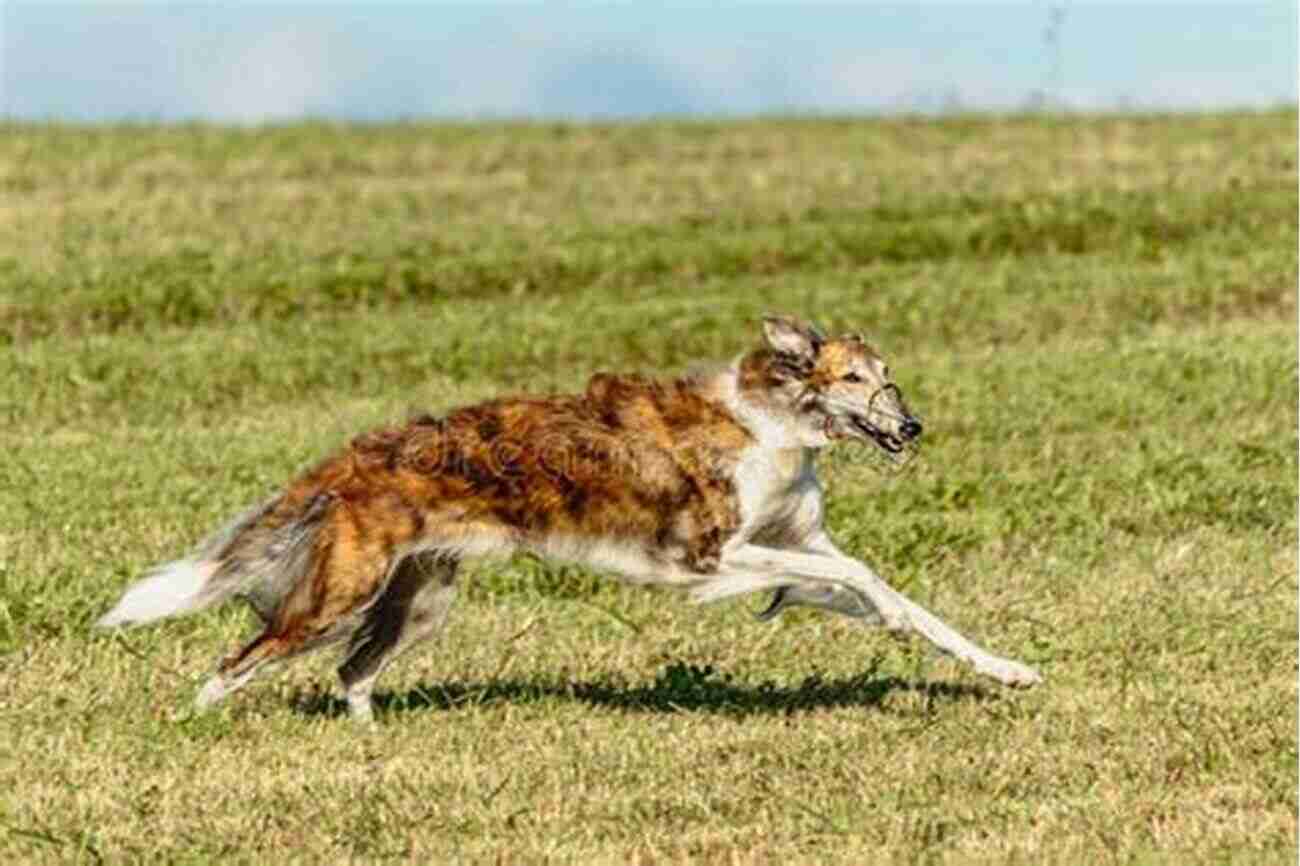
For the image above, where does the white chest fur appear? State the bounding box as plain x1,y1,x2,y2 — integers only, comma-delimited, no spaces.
731,445,824,544
710,363,827,547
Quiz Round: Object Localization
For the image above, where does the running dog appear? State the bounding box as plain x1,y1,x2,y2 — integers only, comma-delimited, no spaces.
98,315,1041,723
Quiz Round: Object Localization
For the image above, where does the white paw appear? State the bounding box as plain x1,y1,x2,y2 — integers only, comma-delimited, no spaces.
979,658,1043,687
347,693,377,726
880,608,911,635
194,676,229,711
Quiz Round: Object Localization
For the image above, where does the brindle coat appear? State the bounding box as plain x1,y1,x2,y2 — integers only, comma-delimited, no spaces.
99,316,1041,723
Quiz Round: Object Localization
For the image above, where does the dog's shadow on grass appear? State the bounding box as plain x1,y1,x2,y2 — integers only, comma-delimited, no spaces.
293,662,994,721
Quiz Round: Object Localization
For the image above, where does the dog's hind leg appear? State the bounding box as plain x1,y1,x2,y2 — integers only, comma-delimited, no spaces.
196,513,401,714
196,616,361,714
336,550,459,725
196,630,328,713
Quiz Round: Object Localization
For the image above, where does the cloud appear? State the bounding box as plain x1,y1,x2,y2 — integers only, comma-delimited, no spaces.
183,26,350,123
532,46,699,118
4,3,1294,122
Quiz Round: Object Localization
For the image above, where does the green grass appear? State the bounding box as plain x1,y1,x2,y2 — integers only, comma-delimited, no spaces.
0,111,1295,864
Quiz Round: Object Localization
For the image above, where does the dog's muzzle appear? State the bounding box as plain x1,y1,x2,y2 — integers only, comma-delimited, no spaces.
850,384,922,454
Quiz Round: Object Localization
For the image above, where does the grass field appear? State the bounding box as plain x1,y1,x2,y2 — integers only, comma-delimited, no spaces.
0,111,1296,864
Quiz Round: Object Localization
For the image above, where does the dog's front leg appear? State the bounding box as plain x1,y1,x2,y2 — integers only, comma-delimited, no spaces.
753,583,884,624
725,540,1042,687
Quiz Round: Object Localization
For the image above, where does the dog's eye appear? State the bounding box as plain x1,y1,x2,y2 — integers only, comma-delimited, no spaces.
843,373,863,383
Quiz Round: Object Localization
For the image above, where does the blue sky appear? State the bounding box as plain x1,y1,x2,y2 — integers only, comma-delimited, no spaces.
3,3,1295,122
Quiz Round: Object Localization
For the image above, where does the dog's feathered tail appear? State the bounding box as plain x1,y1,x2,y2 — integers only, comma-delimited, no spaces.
96,558,221,627
97,493,332,629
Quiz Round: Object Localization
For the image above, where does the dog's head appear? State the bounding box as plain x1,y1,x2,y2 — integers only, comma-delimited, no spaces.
741,315,922,459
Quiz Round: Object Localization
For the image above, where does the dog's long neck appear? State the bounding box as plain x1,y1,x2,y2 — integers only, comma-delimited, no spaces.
705,350,827,453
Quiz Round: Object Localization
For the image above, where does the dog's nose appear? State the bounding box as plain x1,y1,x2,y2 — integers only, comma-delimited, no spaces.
900,419,923,440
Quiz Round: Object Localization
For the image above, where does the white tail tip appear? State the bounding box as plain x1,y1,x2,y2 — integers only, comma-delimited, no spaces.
97,560,217,628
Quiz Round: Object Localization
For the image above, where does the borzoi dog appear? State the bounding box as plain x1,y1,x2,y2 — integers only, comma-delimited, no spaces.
99,315,1041,723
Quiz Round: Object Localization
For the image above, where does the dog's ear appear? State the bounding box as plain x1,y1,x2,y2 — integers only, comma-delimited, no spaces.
761,315,824,360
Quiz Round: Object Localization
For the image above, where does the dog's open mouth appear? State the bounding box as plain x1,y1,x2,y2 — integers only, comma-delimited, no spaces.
820,385,920,469
823,413,907,455
852,415,905,454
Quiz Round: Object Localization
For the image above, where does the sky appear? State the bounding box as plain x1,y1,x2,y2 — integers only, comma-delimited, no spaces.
2,2,1295,122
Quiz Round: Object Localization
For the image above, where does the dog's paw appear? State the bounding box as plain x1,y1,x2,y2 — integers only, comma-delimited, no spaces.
979,658,1043,688
880,608,912,636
